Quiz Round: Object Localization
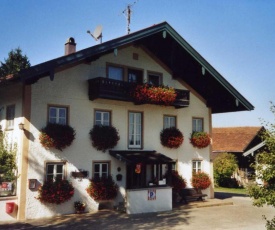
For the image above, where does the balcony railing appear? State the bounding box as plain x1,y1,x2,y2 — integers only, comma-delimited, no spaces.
88,77,189,108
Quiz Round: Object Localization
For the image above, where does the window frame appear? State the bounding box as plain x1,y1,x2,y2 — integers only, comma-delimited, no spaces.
45,161,66,181
147,71,163,86
6,104,15,130
92,161,111,178
128,111,143,149
48,105,69,125
192,160,202,174
163,115,177,129
192,117,204,132
94,109,111,126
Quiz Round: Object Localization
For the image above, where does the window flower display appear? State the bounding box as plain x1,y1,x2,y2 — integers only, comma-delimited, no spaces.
160,127,184,149
133,84,177,106
191,172,211,191
190,131,211,149
39,123,76,151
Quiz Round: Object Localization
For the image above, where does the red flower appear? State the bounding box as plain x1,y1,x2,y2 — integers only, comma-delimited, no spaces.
190,132,211,149
160,127,184,149
191,172,211,190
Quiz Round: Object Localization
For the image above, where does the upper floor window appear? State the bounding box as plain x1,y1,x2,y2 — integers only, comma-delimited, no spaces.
128,68,143,84
6,105,15,130
164,115,176,129
46,162,65,181
48,106,68,125
108,66,123,81
192,118,203,132
192,160,202,174
95,110,110,126
93,161,110,178
147,72,162,86
129,112,142,148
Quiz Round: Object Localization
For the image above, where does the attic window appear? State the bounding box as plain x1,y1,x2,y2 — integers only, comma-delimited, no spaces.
133,53,139,60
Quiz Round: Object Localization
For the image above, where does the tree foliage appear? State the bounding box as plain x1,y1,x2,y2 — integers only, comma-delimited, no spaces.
0,47,30,78
213,152,238,187
247,102,275,229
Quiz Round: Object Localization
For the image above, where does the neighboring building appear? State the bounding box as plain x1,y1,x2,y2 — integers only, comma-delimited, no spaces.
211,126,265,185
0,22,254,221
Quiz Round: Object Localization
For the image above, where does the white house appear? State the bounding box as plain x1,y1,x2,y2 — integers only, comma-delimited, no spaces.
0,22,254,221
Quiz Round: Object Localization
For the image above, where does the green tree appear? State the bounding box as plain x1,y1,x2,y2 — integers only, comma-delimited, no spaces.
0,47,30,78
213,152,238,187
248,102,275,230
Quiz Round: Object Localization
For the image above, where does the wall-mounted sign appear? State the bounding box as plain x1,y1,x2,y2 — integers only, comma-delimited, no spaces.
148,189,156,200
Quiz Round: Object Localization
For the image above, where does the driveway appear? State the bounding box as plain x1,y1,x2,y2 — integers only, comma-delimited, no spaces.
0,194,273,230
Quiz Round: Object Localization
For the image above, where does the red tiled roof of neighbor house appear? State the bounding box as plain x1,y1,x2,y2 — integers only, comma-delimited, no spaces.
212,127,263,153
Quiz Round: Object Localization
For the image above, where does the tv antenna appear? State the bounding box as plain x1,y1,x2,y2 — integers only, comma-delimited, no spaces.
122,1,138,34
87,25,103,43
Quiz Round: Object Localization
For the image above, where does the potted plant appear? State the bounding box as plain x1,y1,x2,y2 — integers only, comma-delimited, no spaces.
89,125,120,152
86,175,118,201
191,172,211,192
39,123,76,151
160,127,184,149
133,84,177,106
74,201,86,213
190,131,211,149
36,178,74,204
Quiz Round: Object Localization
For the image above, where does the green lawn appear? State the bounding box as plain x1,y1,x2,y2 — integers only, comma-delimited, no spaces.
214,187,248,195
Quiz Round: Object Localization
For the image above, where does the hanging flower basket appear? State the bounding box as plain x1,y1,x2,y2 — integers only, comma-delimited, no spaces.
133,84,177,106
191,172,211,191
39,123,76,151
36,178,74,204
190,131,211,149
86,176,118,201
89,125,120,152
160,127,184,149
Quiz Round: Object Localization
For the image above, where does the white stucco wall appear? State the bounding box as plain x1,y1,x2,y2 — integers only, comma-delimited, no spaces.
22,45,212,219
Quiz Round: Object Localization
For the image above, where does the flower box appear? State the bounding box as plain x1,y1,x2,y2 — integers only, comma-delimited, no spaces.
71,171,88,179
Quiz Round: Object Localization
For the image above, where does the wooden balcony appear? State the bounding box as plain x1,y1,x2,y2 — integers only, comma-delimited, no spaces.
88,77,189,108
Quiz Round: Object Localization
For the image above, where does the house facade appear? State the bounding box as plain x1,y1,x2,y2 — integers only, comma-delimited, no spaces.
0,22,254,221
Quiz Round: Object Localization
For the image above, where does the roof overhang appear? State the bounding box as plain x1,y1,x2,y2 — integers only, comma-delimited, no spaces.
109,150,176,164
18,21,254,114
243,141,265,157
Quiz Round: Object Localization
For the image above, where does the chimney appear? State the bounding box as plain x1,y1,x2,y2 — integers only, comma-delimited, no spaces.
65,37,76,55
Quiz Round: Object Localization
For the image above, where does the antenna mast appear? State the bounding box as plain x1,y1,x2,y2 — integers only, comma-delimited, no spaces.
122,1,138,34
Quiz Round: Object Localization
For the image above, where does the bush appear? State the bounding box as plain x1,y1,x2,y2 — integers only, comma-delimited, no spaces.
36,178,74,204
86,176,118,201
191,172,211,190
160,127,184,149
89,125,120,152
39,123,76,151
171,170,186,193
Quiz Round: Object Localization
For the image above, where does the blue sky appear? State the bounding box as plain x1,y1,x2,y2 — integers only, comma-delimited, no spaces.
1,0,275,128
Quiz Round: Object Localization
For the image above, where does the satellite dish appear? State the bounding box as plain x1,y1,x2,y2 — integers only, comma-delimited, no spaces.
87,25,103,43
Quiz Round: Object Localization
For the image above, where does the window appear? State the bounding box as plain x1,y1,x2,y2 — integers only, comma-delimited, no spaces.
192,160,202,174
148,72,162,86
46,162,65,181
128,68,143,84
192,118,203,132
95,110,110,126
128,112,142,148
108,66,123,81
6,105,15,129
48,106,68,125
93,162,110,178
164,115,176,129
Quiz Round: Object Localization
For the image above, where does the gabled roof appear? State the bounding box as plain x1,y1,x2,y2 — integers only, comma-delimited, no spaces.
18,21,254,114
212,126,264,153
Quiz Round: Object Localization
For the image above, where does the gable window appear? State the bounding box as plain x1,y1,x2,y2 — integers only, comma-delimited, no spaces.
192,160,202,174
192,117,203,132
108,66,123,81
6,105,15,130
164,115,176,129
128,68,143,84
147,72,162,86
48,106,68,125
129,112,142,148
95,110,110,126
46,162,65,181
93,161,110,178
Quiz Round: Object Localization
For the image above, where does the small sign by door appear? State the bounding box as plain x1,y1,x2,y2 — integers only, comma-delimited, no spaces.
148,189,156,200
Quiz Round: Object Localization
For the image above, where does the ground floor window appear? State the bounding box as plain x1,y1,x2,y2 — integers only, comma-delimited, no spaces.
46,162,66,181
192,160,202,173
93,161,110,178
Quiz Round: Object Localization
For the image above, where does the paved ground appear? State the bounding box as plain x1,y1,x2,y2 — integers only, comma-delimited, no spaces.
0,193,274,230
